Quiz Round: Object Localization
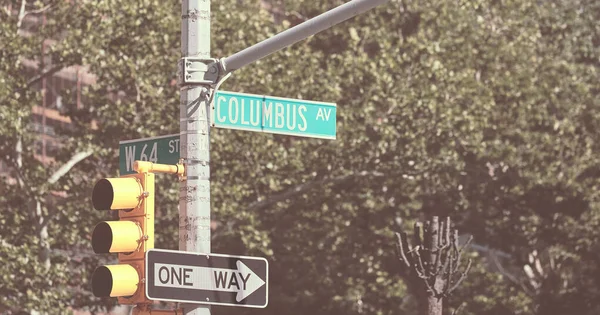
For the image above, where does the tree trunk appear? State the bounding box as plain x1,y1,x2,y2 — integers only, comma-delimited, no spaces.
425,296,443,315
424,217,444,315
395,216,473,315
36,200,50,269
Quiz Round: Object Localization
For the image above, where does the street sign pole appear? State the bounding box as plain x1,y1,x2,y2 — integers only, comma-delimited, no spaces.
173,1,390,313
180,1,211,315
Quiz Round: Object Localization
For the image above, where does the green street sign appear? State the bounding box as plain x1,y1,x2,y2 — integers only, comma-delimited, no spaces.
119,134,179,175
119,93,335,174
212,91,336,139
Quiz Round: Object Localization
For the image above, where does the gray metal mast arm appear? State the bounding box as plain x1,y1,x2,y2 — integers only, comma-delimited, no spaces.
220,0,389,73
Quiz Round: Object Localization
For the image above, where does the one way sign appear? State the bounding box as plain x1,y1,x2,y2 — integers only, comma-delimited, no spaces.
146,249,268,308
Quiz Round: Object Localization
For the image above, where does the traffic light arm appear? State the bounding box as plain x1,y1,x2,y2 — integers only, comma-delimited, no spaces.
220,0,389,73
178,0,390,86
134,161,185,176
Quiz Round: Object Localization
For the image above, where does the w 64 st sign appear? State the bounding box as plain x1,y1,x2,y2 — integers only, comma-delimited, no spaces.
119,134,180,175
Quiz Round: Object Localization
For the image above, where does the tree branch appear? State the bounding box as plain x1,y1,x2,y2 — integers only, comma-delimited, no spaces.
433,219,451,276
4,154,35,199
16,0,26,29
413,222,423,248
447,259,472,294
47,150,92,185
454,234,473,272
39,150,93,229
395,217,474,306
440,238,453,276
451,302,465,315
395,232,411,268
245,170,383,213
25,2,56,15
489,250,535,297
26,65,64,88
1,5,10,17
414,248,436,295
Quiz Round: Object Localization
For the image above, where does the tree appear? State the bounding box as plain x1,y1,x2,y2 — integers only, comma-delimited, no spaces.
395,217,472,315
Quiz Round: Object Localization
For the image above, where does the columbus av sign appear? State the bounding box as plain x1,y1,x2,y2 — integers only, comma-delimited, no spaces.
212,90,336,139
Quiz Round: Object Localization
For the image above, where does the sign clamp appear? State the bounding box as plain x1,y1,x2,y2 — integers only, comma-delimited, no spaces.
178,57,220,85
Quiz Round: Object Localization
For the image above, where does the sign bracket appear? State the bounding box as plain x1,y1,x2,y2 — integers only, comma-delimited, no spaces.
178,57,221,85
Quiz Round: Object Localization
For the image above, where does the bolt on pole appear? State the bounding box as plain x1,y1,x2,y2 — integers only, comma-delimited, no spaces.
180,1,211,315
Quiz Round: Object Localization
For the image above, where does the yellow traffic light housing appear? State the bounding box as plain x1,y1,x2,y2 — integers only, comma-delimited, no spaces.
90,170,155,305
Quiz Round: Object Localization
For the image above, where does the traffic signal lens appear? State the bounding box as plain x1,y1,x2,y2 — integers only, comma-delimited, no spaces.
92,221,142,253
92,265,139,297
92,178,142,210
92,179,113,210
92,222,113,253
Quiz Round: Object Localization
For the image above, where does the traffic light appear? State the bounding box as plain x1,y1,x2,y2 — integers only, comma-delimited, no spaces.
90,167,155,305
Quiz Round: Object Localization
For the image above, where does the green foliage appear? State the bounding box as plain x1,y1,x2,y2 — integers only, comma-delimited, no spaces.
1,0,600,314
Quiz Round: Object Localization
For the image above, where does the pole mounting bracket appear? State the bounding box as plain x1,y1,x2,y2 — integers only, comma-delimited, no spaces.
177,57,222,86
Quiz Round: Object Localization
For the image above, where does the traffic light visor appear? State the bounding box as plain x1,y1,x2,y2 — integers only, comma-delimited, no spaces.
92,177,142,210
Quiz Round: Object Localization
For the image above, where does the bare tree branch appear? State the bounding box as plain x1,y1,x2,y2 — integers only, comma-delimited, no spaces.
444,217,451,245
414,222,423,248
26,65,64,88
454,233,472,271
16,0,26,29
47,150,92,185
394,216,474,312
489,250,535,297
433,220,450,276
451,302,465,315
1,5,10,17
25,2,56,15
395,232,411,268
447,259,472,294
414,249,436,295
4,152,35,198
469,243,510,258
245,170,383,213
14,135,25,189
440,239,453,275
39,150,93,229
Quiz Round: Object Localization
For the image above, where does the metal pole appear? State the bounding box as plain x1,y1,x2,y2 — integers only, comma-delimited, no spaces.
180,1,211,315
221,0,388,73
